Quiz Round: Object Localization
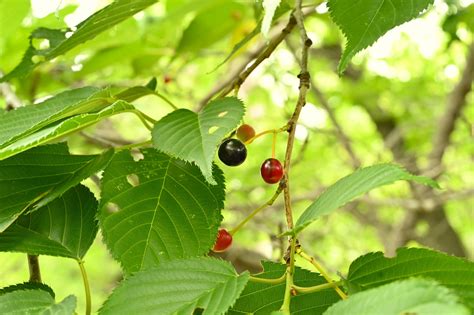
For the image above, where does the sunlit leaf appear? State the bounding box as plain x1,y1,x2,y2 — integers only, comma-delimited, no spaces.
99,257,248,315
328,0,434,74
287,164,439,236
152,97,244,184
324,278,469,315
1,0,158,82
0,289,76,315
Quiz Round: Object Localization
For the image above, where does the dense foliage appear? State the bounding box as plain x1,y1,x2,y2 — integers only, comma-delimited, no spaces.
0,0,472,314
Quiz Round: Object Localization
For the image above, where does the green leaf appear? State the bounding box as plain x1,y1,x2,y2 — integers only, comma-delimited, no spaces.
99,257,249,315
0,143,112,232
261,0,281,38
152,97,244,184
346,247,474,310
324,278,470,315
0,100,133,160
287,164,439,235
0,86,105,149
99,149,225,273
0,289,76,315
0,282,55,298
175,1,246,56
0,185,98,259
229,261,341,314
327,0,434,74
0,0,158,82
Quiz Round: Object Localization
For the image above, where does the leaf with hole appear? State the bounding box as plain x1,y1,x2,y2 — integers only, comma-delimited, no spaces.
324,278,470,315
328,0,434,74
346,247,474,310
286,164,439,236
0,143,112,232
0,0,158,82
0,289,76,314
229,261,341,314
99,149,225,273
0,185,98,259
99,257,248,315
152,97,244,184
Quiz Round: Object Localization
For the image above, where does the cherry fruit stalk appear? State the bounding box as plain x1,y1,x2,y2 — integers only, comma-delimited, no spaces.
212,229,233,252
261,158,284,184
218,139,247,166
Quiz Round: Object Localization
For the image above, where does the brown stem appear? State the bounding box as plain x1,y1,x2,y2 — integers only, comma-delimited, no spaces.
28,255,42,283
196,15,297,112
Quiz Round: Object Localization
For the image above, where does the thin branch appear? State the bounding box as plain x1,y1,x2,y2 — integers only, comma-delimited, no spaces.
196,15,297,111
428,41,474,169
286,38,361,169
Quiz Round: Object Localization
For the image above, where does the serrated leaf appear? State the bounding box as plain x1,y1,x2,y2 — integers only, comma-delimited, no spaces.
99,257,248,315
324,278,470,315
0,289,76,315
152,97,244,184
0,143,112,232
0,282,55,298
287,164,439,236
99,149,225,273
261,0,281,38
347,247,474,310
229,261,341,314
0,87,105,149
0,0,158,82
0,185,98,259
0,100,133,160
175,1,245,56
328,0,434,74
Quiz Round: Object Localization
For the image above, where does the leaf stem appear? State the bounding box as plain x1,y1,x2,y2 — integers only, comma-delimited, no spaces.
229,184,283,235
292,281,343,294
129,110,153,131
297,248,347,299
155,92,178,111
27,255,41,283
78,260,92,315
249,272,286,284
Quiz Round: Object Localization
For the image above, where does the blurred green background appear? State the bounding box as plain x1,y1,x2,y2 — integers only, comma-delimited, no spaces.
0,0,473,313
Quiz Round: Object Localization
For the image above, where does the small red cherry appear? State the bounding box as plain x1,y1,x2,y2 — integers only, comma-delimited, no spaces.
212,229,233,252
261,158,284,184
236,124,256,142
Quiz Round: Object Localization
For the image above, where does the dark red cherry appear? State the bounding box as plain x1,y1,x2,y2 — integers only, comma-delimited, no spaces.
236,124,256,142
212,229,233,252
218,139,247,166
261,158,284,184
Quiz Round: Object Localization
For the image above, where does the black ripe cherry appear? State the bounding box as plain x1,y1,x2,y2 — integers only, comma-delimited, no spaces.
213,229,233,252
218,139,247,166
236,124,256,142
261,158,284,184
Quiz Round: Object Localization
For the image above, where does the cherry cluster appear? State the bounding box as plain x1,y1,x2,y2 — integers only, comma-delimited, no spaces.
212,124,285,253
